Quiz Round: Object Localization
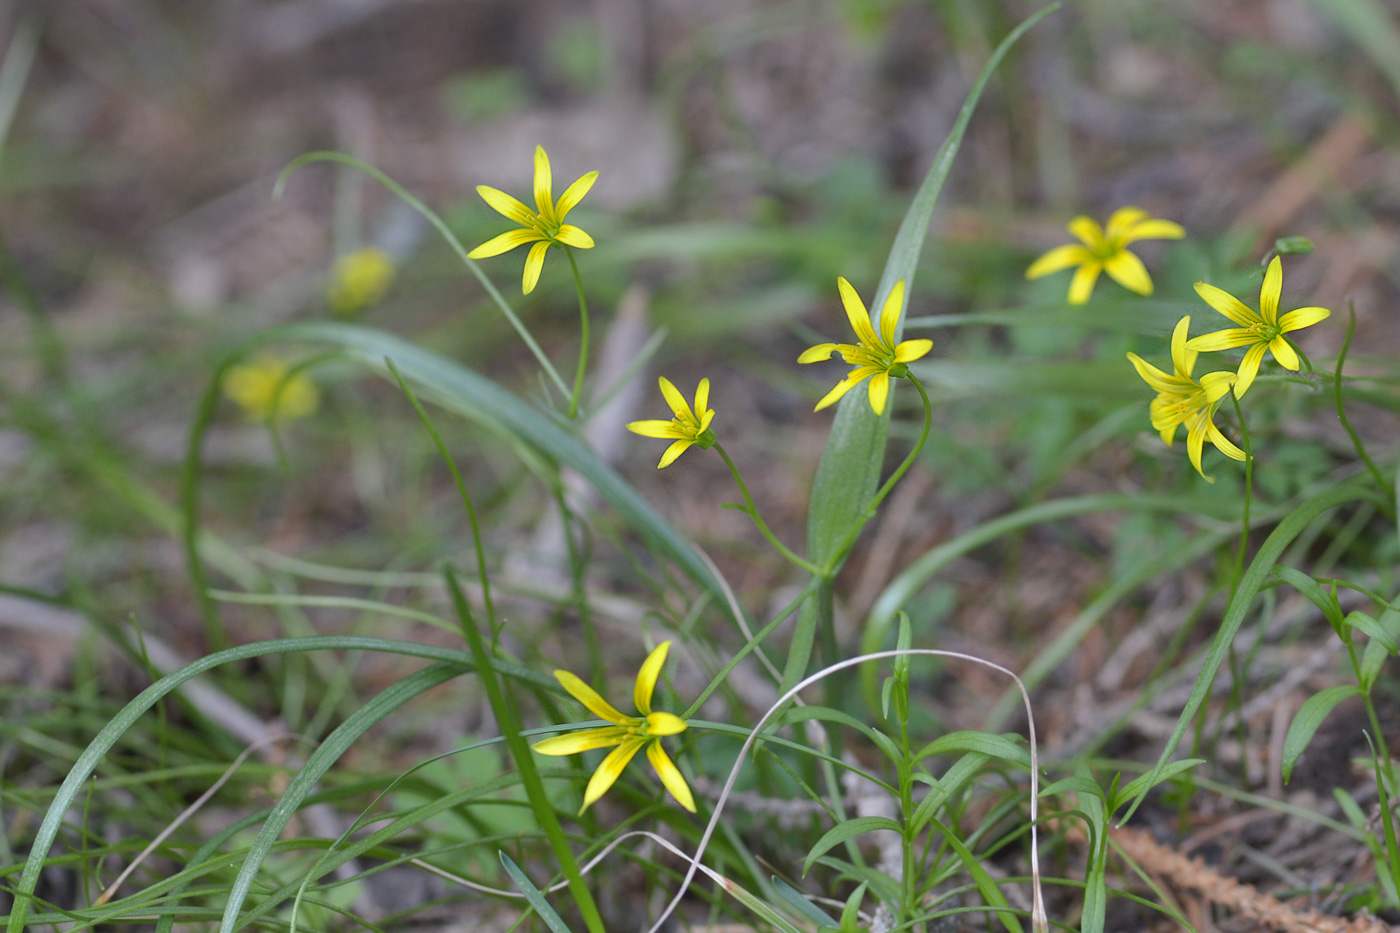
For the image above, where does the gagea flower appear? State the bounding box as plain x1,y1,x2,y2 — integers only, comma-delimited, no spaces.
1127,316,1245,481
326,248,395,315
626,377,716,469
532,641,695,814
466,145,597,294
1026,207,1185,304
223,356,319,422
1185,256,1330,398
798,277,932,416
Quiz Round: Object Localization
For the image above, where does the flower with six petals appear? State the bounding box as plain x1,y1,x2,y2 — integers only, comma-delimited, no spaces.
626,377,716,469
1127,316,1245,481
798,277,932,416
1185,256,1330,399
532,641,696,814
466,145,597,294
1026,207,1185,304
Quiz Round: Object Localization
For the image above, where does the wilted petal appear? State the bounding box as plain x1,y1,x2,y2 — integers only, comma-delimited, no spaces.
522,241,550,294
1103,249,1153,295
580,737,646,813
647,742,697,812
1067,262,1102,305
555,224,595,249
468,228,540,259
1194,282,1259,328
476,186,536,227
556,172,598,219
1025,244,1094,280
1278,306,1330,332
1259,256,1282,324
553,670,628,724
532,726,627,756
634,641,671,715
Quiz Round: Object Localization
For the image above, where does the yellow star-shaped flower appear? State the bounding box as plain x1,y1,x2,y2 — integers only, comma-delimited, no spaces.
532,641,695,814
1127,316,1245,481
798,277,932,416
466,145,597,294
223,356,319,423
1026,207,1184,304
1185,256,1330,398
626,377,716,469
326,248,395,315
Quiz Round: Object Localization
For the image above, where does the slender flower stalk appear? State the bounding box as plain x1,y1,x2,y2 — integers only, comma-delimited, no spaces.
533,642,695,814
626,377,716,468
799,277,932,416
1026,207,1184,304
467,145,597,295
1126,316,1245,481
1185,255,1330,398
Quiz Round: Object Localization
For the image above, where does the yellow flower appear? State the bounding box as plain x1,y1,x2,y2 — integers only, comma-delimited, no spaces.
1127,316,1245,481
326,248,395,315
466,145,597,294
1026,207,1185,304
798,277,932,416
532,641,695,814
626,377,716,469
223,356,319,422
1185,256,1330,399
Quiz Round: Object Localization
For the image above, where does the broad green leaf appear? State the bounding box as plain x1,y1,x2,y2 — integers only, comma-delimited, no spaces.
1272,565,1344,633
908,752,989,835
1283,685,1363,784
1359,599,1400,691
1344,610,1399,655
803,816,903,876
500,852,574,933
913,731,1029,767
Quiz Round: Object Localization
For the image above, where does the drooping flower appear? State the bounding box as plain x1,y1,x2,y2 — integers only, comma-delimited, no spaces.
1185,256,1330,398
798,277,932,416
223,356,319,422
466,145,597,294
326,248,395,315
626,377,716,469
1126,316,1245,481
532,641,696,814
1026,207,1185,304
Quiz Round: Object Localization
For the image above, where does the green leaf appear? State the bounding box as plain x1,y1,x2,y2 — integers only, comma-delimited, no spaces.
1283,685,1363,784
1344,611,1399,655
925,814,1024,933
772,877,839,930
1039,776,1103,800
1114,759,1206,810
1359,599,1400,692
913,731,1029,767
803,816,903,876
908,752,989,835
781,705,902,765
1272,565,1344,633
500,852,575,933
839,881,868,933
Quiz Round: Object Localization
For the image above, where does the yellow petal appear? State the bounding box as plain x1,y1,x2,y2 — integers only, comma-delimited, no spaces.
553,669,628,724
698,407,715,432
798,343,839,364
555,224,595,249
468,228,540,259
1186,412,1212,482
867,371,890,416
1067,262,1101,304
658,377,691,420
580,737,646,813
1278,306,1330,332
627,419,686,439
1193,281,1259,328
647,742,696,812
813,373,861,412
657,439,692,469
1104,206,1149,238
1235,340,1266,396
877,279,906,349
837,276,880,348
1127,352,1176,395
1103,249,1153,295
1200,370,1237,403
556,172,598,219
1025,244,1094,280
522,240,550,294
634,641,671,715
693,378,710,418
893,338,933,363
1269,335,1299,371
1067,215,1106,250
1169,316,1197,380
533,145,554,221
645,711,687,736
476,185,536,227
532,726,627,756
1119,218,1185,243
1207,420,1248,461
1185,328,1256,352
1259,256,1283,324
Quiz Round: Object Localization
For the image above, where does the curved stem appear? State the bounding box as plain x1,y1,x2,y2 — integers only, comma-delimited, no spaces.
713,442,820,574
1333,303,1395,519
819,376,934,575
1228,393,1253,602
565,246,590,420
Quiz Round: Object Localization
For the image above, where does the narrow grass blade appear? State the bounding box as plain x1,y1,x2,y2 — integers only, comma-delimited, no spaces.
500,852,575,933
1282,686,1363,783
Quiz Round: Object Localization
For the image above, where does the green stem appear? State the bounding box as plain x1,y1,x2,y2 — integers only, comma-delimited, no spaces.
566,247,590,420
1228,393,1253,600
819,376,934,576
713,442,820,574
1333,303,1395,518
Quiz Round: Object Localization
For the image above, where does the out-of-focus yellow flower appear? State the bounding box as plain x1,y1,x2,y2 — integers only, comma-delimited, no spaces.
1127,316,1245,481
466,145,597,294
223,356,319,422
626,377,716,469
1026,207,1184,304
1185,256,1330,399
532,641,695,814
326,248,395,315
798,277,931,416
